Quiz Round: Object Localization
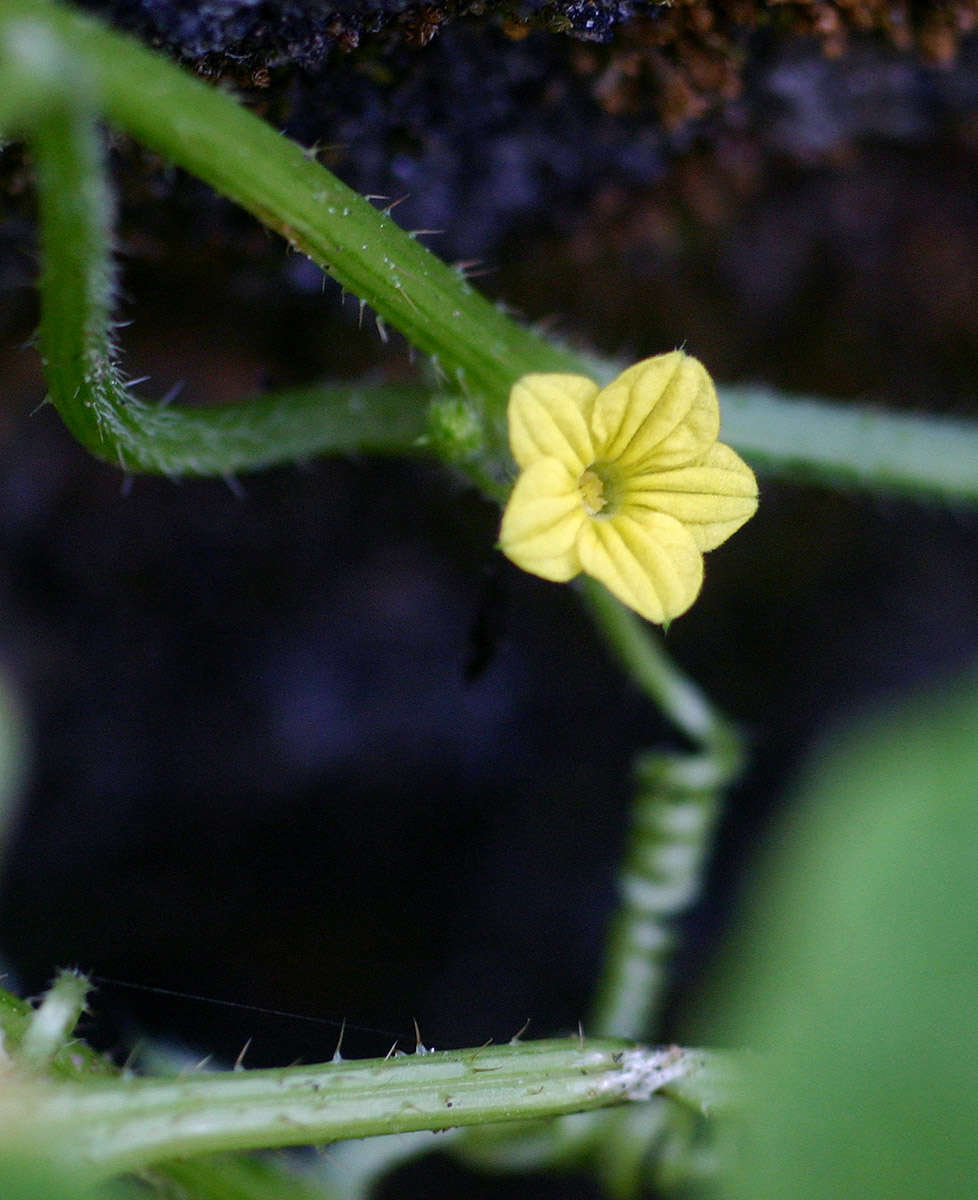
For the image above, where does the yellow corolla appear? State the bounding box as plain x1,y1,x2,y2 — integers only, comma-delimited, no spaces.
498,351,758,624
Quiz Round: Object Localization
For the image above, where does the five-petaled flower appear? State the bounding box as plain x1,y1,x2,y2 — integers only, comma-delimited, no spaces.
498,351,758,624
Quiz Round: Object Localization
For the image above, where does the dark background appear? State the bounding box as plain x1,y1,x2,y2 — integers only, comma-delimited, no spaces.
1,2,978,1195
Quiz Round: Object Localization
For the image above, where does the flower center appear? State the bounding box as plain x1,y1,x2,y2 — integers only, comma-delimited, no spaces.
578,462,622,517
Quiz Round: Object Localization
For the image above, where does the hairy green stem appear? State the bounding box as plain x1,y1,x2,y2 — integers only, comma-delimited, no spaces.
0,0,577,408
455,1048,736,1196
6,3,978,500
6,3,978,498
1,1038,701,1179
4,27,435,475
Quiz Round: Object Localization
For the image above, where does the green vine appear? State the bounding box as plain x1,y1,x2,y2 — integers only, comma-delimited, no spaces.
1,2,976,1197
584,579,742,1040
0,972,713,1185
718,383,978,505
4,0,978,498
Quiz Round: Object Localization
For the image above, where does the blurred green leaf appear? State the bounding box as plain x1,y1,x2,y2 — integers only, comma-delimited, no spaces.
706,665,978,1200
0,1158,119,1200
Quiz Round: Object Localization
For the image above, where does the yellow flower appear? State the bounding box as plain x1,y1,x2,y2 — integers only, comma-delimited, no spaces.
498,351,758,624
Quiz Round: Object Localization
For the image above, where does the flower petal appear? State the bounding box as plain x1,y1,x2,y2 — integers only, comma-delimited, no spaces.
626,441,759,551
590,351,719,472
577,510,703,624
508,373,599,473
499,457,586,582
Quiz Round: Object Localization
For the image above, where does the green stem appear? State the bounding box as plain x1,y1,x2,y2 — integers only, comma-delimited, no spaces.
455,1051,735,1196
7,3,978,500
580,579,739,757
5,25,436,475
582,579,742,1039
0,0,578,411
1,1039,700,1180
19,970,92,1070
718,383,978,506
